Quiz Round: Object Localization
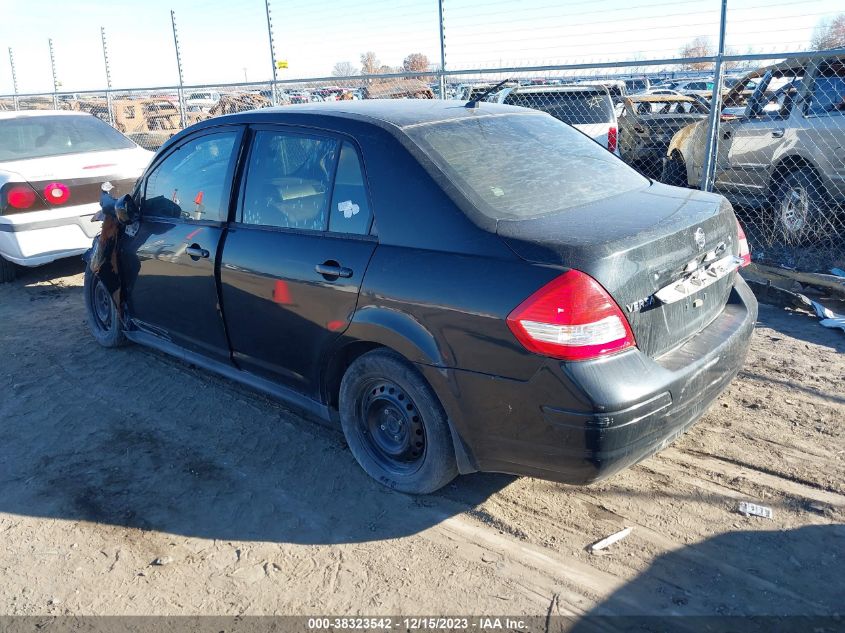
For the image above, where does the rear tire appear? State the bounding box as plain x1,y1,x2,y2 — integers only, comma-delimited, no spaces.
0,257,17,283
771,167,830,245
339,349,458,494
84,266,126,348
661,153,688,187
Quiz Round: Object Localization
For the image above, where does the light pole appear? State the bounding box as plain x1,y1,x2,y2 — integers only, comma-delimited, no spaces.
264,0,278,105
48,38,59,109
170,9,187,128
101,27,115,125
8,48,18,110
437,0,447,100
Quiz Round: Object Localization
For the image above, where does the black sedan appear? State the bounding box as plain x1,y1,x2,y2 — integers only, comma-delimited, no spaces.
84,100,757,494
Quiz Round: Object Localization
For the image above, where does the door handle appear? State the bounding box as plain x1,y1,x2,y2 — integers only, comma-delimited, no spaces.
316,262,353,280
186,244,210,259
771,128,785,138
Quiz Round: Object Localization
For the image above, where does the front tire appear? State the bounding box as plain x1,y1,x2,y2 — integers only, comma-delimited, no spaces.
0,256,17,283
84,266,126,348
339,350,458,494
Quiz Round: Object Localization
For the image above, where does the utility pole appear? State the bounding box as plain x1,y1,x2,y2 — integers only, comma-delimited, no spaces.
8,48,18,110
48,38,59,109
700,0,728,191
101,27,115,125
264,0,278,105
437,0,447,100
170,9,187,128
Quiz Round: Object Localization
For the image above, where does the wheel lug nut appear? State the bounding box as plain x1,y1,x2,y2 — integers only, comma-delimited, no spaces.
380,424,386,431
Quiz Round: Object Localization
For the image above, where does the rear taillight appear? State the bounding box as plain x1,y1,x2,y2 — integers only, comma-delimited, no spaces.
507,270,636,362
1,182,45,214
607,126,618,153
737,220,751,267
6,185,36,209
44,182,70,205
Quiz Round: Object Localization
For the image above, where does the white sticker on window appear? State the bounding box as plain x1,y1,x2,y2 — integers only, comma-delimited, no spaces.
338,200,360,218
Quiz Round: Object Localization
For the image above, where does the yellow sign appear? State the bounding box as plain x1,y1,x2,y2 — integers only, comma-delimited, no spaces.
275,60,288,69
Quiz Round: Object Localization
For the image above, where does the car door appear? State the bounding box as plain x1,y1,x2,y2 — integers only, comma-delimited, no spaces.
219,126,377,398
120,126,244,363
720,81,800,194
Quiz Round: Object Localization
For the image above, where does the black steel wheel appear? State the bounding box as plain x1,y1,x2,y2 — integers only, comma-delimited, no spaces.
358,379,427,475
92,276,113,330
339,349,458,494
83,266,126,348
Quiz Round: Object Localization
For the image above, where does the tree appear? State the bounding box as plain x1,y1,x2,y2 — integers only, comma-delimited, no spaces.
332,61,359,78
402,53,430,77
360,52,380,75
679,36,714,71
811,14,845,51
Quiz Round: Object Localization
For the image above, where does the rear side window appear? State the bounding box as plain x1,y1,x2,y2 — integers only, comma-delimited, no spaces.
144,131,238,221
505,91,614,125
406,112,647,221
808,61,845,116
241,130,339,231
328,142,372,235
0,115,135,161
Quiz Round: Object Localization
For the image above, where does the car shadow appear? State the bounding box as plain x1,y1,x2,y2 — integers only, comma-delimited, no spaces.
0,265,513,544
754,302,845,353
12,256,86,285
568,524,845,630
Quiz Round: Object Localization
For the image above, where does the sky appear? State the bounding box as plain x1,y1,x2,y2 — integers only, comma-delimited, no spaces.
0,0,841,94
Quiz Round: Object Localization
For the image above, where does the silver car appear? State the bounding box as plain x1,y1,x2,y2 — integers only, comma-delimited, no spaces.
664,56,845,243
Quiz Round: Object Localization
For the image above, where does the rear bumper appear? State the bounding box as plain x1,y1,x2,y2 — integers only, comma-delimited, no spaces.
421,276,757,484
0,203,101,266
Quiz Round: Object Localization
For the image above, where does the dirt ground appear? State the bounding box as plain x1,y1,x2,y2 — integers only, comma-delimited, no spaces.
0,259,843,621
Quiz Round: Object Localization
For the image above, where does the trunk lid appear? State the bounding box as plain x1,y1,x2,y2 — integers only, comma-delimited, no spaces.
0,147,152,209
497,183,739,358
573,122,611,148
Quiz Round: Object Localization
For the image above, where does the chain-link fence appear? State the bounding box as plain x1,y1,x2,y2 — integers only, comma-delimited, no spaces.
1,53,844,272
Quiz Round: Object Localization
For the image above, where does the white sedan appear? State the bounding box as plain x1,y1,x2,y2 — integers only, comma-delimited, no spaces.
0,111,152,282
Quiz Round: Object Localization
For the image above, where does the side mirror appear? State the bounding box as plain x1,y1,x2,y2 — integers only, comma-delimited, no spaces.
114,194,139,225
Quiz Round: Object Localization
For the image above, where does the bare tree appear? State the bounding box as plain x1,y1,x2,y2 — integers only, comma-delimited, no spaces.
679,36,715,71
723,46,742,71
360,52,380,75
402,53,430,78
332,61,359,78
811,14,845,50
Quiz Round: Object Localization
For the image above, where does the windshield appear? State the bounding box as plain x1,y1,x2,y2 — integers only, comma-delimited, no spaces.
405,112,648,220
0,115,135,161
503,90,614,125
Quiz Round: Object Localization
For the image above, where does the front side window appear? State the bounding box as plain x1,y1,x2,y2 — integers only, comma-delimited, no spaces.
144,131,238,221
241,130,339,231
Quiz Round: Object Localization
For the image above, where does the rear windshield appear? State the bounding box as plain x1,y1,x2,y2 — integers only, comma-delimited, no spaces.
0,115,135,161
503,90,614,125
405,112,648,220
